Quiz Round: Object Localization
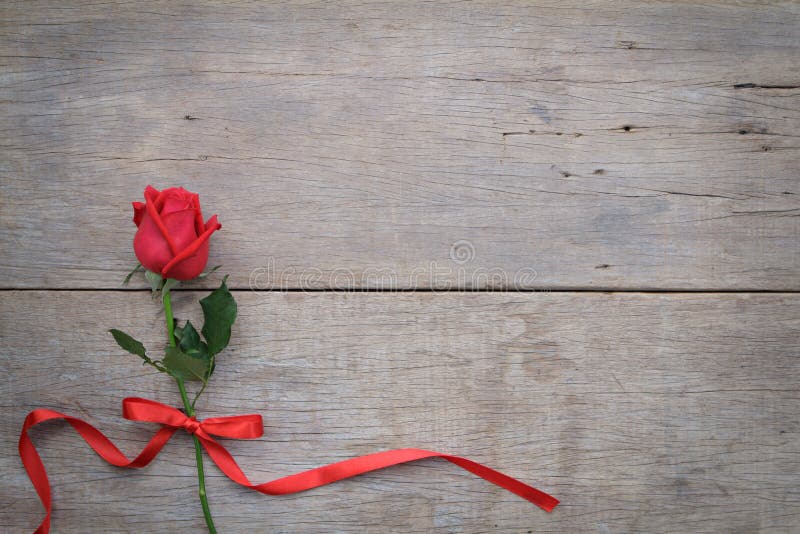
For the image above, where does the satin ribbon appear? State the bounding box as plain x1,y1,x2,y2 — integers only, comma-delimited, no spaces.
19,397,559,533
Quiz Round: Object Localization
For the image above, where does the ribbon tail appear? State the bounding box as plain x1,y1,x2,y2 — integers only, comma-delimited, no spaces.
199,442,558,512
18,409,178,534
440,453,559,512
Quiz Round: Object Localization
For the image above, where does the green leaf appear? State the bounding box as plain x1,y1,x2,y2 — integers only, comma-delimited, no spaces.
109,329,147,358
145,270,163,296
200,276,237,357
172,319,183,343
162,278,180,293
180,320,209,359
109,329,167,373
122,263,143,286
197,265,222,279
163,345,207,382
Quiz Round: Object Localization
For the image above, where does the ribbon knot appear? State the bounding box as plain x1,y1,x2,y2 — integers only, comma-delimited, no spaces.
120,397,264,441
182,417,201,435
20,396,558,534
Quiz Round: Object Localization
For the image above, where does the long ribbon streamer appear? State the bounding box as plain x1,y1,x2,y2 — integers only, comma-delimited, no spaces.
19,397,559,533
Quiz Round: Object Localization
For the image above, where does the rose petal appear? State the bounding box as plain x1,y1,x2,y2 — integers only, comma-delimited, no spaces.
132,202,146,227
133,211,173,273
162,238,211,280
205,214,221,231
160,188,195,216
161,214,221,280
145,194,178,255
144,185,160,202
161,209,199,252
192,193,205,236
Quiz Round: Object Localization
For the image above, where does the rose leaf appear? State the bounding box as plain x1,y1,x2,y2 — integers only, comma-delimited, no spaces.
200,276,237,357
109,329,147,359
163,345,208,382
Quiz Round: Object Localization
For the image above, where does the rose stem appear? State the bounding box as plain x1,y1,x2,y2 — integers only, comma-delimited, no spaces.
163,287,218,534
177,379,217,533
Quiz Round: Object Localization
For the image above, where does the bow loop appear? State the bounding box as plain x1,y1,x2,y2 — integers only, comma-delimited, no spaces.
201,415,263,439
122,397,188,427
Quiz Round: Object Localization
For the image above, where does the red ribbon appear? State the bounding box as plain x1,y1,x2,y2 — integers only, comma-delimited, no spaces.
19,397,559,532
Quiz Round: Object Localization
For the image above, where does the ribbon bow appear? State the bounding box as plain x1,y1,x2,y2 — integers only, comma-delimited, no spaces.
19,397,558,533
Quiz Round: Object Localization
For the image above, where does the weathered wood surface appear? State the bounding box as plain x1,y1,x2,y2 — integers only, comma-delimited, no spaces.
2,2,799,533
1,291,798,532
2,1,799,290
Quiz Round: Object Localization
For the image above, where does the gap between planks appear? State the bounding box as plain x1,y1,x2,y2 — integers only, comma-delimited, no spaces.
1,288,799,294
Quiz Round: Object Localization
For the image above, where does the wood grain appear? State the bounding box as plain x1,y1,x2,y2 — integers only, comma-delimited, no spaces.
1,291,798,532
1,1,799,290
2,3,799,533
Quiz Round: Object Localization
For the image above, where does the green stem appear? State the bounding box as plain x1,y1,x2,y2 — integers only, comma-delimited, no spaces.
165,288,217,534
163,286,175,347
177,379,217,534
192,379,208,410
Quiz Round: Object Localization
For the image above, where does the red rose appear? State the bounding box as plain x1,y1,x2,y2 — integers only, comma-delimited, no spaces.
132,185,221,280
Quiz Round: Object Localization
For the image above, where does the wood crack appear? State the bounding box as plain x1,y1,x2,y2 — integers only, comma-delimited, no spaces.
734,83,800,90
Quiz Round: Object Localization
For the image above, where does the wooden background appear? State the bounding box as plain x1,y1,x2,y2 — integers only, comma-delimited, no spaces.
1,1,798,532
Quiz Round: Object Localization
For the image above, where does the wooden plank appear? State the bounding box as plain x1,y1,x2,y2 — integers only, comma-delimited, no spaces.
1,291,798,532
1,1,799,290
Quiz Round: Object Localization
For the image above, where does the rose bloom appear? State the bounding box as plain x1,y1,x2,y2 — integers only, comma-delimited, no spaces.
132,185,221,280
